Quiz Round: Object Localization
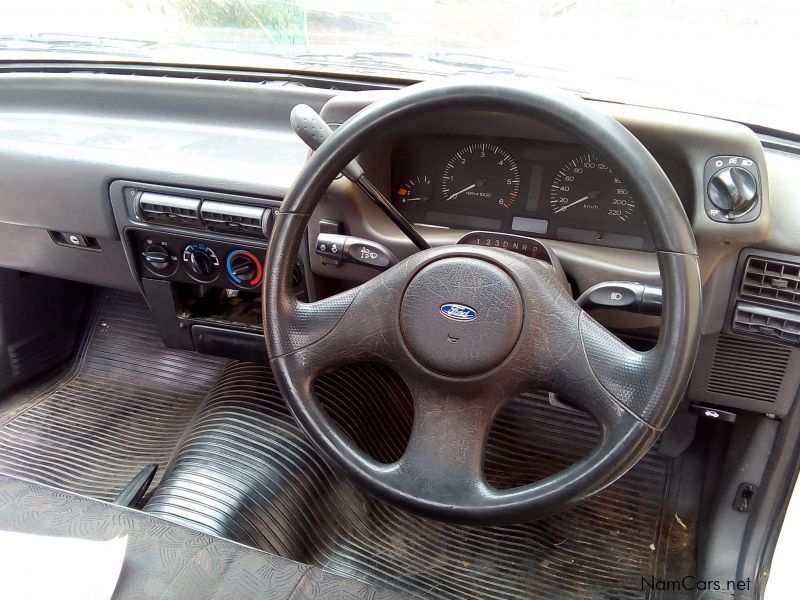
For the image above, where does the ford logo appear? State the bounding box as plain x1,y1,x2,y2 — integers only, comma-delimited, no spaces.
440,303,477,321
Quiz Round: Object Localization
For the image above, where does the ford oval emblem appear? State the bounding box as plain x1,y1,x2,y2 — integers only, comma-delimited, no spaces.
440,303,477,321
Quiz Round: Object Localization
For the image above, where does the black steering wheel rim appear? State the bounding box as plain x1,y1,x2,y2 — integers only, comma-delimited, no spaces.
264,80,701,525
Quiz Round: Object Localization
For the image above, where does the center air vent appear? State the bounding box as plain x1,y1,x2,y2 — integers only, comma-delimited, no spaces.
732,255,800,347
200,201,266,238
137,192,202,228
132,188,272,239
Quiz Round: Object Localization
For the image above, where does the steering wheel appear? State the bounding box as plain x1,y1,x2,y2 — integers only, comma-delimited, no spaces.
264,81,701,525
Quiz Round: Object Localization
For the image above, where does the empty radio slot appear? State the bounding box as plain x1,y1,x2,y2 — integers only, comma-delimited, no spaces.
175,284,263,329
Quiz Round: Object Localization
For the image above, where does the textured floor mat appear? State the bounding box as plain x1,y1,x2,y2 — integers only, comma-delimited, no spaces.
0,292,225,502
147,362,690,599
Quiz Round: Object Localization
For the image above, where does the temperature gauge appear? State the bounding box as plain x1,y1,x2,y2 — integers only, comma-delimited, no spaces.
395,175,432,206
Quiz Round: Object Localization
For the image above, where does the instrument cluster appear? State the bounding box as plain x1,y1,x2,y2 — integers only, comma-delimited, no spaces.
392,135,652,251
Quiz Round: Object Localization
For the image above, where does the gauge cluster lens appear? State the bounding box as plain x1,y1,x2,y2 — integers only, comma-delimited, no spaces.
395,174,432,205
391,135,651,251
549,153,636,223
441,143,521,209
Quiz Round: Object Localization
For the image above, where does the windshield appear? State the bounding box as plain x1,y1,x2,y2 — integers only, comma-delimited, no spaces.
2,0,798,133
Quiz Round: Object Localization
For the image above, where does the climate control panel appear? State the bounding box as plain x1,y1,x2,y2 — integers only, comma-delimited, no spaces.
134,230,266,289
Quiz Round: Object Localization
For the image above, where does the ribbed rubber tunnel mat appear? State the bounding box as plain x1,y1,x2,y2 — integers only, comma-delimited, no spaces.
0,292,225,502
147,361,687,600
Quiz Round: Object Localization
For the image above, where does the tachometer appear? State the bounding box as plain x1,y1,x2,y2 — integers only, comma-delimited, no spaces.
441,143,520,209
549,153,636,222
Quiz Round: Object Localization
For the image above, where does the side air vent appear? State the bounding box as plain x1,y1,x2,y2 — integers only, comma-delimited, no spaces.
740,256,800,308
200,201,267,238
733,303,800,345
137,192,202,228
732,255,800,347
707,335,791,403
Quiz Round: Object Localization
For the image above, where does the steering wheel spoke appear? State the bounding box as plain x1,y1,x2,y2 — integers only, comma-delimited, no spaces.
389,381,505,503
533,253,701,432
276,273,405,377
531,313,642,429
577,312,659,420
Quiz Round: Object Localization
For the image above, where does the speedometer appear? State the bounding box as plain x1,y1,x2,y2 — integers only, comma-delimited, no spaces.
441,143,520,209
549,153,636,222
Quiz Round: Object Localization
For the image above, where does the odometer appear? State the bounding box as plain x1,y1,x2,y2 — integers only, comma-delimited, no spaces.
549,153,636,223
441,143,520,209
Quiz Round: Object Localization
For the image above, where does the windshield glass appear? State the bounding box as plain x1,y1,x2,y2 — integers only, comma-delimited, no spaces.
3,0,797,133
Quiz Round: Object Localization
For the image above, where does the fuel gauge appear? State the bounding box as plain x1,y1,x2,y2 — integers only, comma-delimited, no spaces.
395,175,432,206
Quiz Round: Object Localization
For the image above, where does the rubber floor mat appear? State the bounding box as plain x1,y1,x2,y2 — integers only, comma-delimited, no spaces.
0,291,225,503
147,362,691,600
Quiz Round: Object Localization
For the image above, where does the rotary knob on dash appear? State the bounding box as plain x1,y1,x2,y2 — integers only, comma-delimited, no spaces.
182,243,220,283
225,249,263,288
707,166,758,219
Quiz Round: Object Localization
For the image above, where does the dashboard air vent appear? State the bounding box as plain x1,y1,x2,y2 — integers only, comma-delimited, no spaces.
200,201,266,238
733,303,800,345
707,335,791,403
137,192,202,228
733,255,800,347
740,256,800,309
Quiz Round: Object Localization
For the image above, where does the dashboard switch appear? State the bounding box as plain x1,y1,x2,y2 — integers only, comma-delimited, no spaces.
316,233,345,263
708,167,758,216
343,238,397,270
143,246,171,270
140,238,179,277
182,242,220,283
225,249,263,287
190,251,215,277
577,281,662,315
588,283,638,308
316,233,397,270
703,156,761,222
318,220,344,266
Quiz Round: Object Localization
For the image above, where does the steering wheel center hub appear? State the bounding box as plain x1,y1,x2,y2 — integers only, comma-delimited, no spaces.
399,257,523,376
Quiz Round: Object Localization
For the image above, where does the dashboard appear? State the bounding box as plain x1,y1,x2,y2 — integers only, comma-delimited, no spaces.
392,135,652,251
0,69,797,418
